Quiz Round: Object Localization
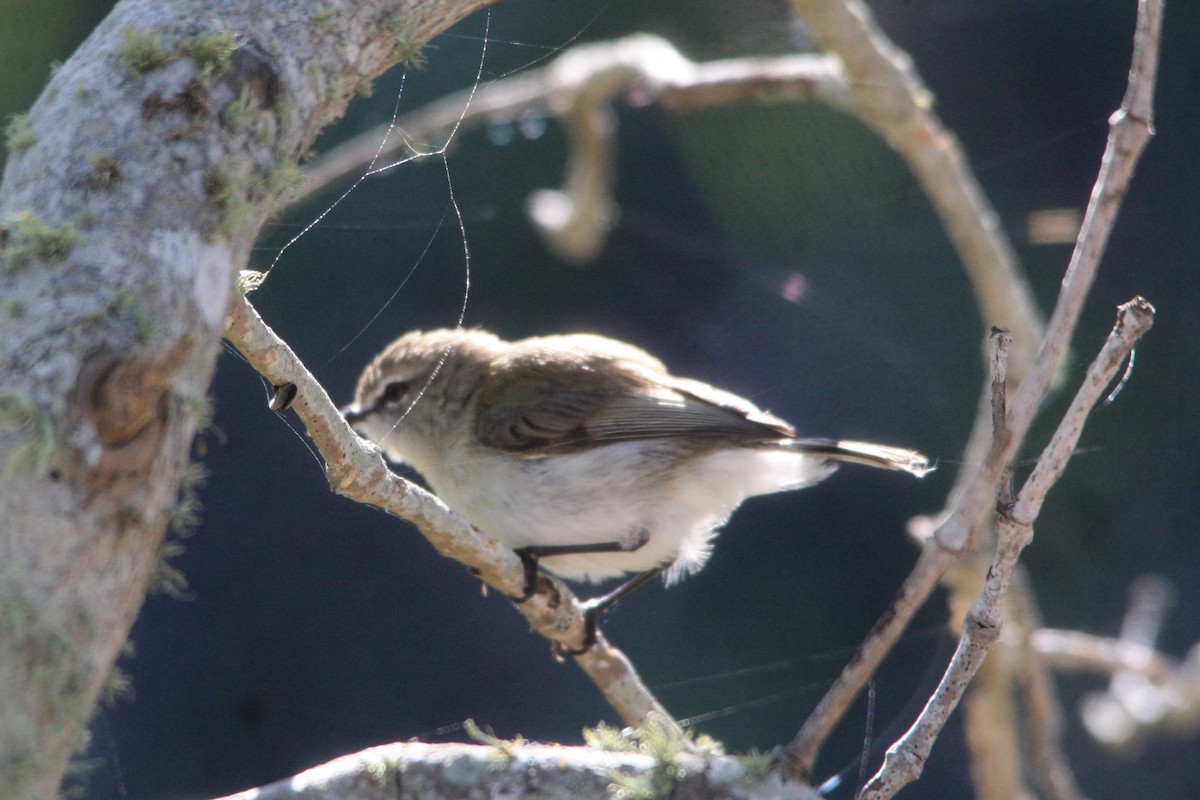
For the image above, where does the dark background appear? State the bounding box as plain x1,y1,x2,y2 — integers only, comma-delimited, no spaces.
3,0,1198,797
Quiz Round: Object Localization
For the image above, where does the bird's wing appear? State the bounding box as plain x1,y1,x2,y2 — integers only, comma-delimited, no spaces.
474,335,793,455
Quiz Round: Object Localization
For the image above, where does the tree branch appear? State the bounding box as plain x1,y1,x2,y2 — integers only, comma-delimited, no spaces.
781,0,1162,779
1035,575,1200,749
1009,569,1088,800
213,737,821,800
292,34,848,262
224,291,677,731
860,297,1154,799
0,2,495,798
788,0,1045,375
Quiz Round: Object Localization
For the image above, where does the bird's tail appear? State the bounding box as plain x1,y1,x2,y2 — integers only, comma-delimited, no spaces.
786,438,934,477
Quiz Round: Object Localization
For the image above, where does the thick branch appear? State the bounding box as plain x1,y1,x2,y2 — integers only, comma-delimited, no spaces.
213,740,820,800
0,2,494,798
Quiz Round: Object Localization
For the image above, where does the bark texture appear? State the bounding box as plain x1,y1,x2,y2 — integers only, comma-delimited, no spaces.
0,2,492,798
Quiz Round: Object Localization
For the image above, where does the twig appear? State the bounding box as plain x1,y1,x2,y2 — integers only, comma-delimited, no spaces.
860,297,1156,800
781,0,1163,779
781,331,1010,782
1009,569,1088,800
299,36,846,188
301,12,1044,345
962,650,1032,800
956,334,1031,800
223,291,675,731
1035,577,1200,748
788,0,1044,377
1119,574,1175,647
988,328,1011,437
293,35,846,261
1000,0,1161,446
1034,631,1185,691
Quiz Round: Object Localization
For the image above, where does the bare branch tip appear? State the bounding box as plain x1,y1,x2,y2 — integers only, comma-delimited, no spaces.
988,327,1012,363
1119,295,1156,327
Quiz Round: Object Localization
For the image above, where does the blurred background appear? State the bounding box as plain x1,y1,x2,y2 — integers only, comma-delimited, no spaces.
4,0,1198,797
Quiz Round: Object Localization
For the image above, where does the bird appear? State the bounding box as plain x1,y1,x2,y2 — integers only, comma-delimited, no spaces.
342,328,930,619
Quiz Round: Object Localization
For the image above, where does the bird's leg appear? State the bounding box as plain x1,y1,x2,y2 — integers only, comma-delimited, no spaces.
510,530,651,603
509,532,667,653
567,566,665,654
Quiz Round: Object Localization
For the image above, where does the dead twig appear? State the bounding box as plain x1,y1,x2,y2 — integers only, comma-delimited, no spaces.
293,35,846,262
1035,576,1200,748
788,0,1044,377
1009,570,1088,800
860,298,1155,799
782,0,1162,780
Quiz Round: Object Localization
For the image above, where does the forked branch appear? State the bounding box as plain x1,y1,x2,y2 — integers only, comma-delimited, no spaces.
782,0,1162,780
860,298,1155,799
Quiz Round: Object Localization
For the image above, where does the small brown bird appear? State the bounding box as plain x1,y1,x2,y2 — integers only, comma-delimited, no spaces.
343,329,930,593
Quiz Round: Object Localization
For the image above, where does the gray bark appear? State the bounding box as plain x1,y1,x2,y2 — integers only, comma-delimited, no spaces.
0,2,492,798
213,741,820,800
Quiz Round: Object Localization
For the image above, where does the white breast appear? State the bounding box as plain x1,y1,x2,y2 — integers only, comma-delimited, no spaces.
421,440,836,584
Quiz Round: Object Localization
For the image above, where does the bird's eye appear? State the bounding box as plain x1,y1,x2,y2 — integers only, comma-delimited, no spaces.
381,381,409,405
